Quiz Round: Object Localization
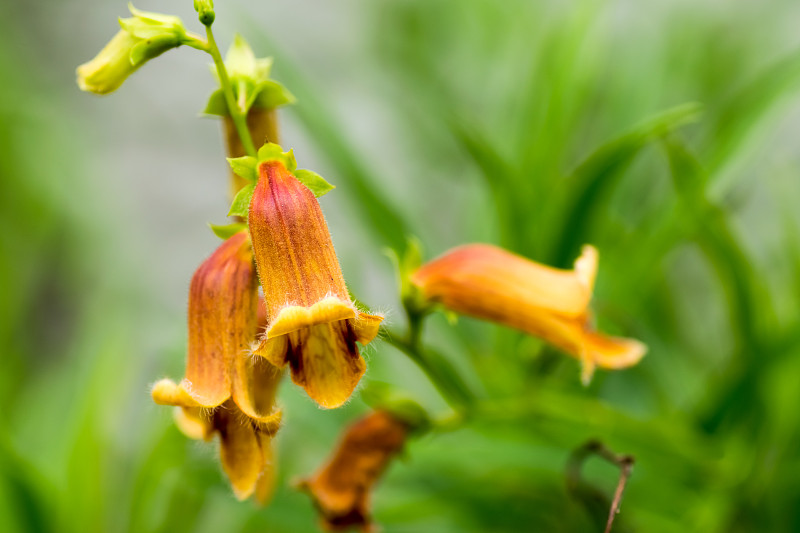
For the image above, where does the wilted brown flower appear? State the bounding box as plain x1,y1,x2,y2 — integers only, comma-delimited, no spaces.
411,244,646,383
249,158,383,409
299,410,410,532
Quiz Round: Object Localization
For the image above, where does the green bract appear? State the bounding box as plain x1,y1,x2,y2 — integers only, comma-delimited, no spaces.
208,221,247,240
226,156,258,182
203,34,295,116
227,183,256,218
225,143,335,206
294,169,335,197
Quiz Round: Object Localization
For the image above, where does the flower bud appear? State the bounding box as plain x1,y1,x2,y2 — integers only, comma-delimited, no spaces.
76,5,192,95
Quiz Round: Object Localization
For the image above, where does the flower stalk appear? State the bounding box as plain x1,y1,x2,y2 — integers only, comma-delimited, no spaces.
205,26,257,157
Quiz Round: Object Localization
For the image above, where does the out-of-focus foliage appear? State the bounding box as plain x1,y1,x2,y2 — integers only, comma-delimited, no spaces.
3,0,800,531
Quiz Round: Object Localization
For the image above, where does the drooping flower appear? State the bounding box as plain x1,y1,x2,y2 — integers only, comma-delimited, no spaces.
411,244,646,383
151,231,283,500
298,410,410,532
76,5,201,95
246,147,384,409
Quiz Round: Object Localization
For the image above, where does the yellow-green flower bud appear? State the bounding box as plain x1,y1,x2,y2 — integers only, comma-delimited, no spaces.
76,4,199,95
76,30,141,95
193,0,215,26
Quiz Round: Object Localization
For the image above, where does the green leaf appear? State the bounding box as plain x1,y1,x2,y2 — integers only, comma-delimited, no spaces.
226,156,257,181
202,89,227,116
552,102,702,266
227,183,255,218
705,51,800,188
294,168,334,197
208,222,246,240
257,142,296,171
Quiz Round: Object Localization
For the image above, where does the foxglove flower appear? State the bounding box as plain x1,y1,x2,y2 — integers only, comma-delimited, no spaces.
299,410,409,531
152,231,282,500
247,147,383,408
411,244,646,383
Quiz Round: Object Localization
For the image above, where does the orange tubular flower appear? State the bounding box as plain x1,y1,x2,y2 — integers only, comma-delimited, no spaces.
411,244,646,383
248,152,383,409
151,231,283,501
299,410,410,532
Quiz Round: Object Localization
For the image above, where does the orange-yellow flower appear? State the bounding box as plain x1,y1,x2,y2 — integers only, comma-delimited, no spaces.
299,410,409,532
151,231,282,500
249,156,383,409
411,244,646,383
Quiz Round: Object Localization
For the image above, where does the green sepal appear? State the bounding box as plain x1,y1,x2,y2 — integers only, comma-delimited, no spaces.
294,169,334,197
257,143,296,172
254,80,296,109
208,222,246,240
129,34,181,66
386,236,430,316
227,156,257,182
227,183,256,218
202,89,227,116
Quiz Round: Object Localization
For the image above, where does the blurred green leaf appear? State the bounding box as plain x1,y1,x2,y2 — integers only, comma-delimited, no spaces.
552,102,702,266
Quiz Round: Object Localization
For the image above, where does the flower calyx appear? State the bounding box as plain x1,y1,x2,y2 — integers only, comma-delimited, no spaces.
203,35,295,117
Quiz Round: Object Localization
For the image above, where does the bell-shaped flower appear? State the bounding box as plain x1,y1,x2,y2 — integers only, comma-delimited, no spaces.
244,145,384,409
298,410,409,532
411,244,646,383
151,231,282,500
76,5,203,95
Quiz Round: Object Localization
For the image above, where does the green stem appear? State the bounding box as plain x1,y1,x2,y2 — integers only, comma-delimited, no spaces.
385,327,475,415
205,26,257,157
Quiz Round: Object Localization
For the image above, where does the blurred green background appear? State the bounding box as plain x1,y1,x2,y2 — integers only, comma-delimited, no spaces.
3,0,800,531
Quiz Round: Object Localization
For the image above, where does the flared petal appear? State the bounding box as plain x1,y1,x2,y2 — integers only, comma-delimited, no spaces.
173,406,214,441
215,402,267,501
231,348,283,434
265,296,356,339
249,160,350,322
151,378,204,407
254,438,278,505
286,321,366,409
299,411,409,532
351,312,384,345
412,243,597,319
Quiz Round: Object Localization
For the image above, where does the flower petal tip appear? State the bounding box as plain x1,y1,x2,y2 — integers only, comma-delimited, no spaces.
266,297,356,338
